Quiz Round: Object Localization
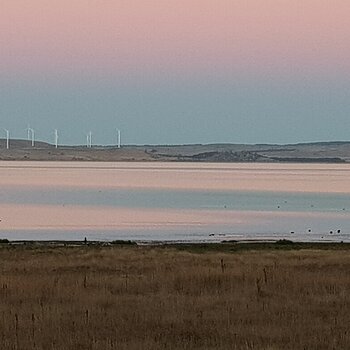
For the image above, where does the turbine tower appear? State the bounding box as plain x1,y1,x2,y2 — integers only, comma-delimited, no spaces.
54,129,59,148
26,125,31,141
3,129,9,150
29,128,35,147
86,131,92,148
116,128,121,149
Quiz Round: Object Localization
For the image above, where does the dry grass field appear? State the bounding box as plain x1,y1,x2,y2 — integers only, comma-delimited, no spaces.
0,244,349,349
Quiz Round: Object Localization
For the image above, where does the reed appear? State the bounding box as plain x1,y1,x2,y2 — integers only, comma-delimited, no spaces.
0,245,349,349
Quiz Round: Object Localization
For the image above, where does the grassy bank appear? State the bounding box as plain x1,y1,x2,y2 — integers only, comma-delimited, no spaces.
0,244,349,349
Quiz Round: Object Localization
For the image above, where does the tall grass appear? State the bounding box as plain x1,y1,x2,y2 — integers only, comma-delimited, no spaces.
0,246,349,349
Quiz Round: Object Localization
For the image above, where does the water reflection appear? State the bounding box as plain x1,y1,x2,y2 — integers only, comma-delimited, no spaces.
0,162,349,242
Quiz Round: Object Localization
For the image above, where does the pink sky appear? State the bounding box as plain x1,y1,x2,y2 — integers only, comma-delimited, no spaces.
1,0,350,78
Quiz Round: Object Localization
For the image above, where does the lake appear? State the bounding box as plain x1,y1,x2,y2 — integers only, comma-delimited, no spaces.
0,162,349,242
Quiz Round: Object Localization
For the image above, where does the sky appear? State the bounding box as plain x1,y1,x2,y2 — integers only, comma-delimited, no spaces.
1,0,350,145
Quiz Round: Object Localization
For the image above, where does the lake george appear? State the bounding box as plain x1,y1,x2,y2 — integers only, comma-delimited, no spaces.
0,162,349,242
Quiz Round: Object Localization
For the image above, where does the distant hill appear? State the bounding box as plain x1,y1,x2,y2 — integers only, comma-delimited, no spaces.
1,139,350,163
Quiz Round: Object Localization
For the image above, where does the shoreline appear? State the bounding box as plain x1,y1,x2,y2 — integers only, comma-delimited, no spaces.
2,239,350,251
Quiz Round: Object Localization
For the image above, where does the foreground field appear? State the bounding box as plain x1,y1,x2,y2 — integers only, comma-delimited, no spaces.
0,244,349,349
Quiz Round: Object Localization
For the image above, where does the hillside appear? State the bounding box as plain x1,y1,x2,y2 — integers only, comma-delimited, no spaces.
1,139,350,162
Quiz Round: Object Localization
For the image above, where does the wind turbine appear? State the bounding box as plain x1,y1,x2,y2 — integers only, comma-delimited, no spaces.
86,131,92,148
29,128,35,147
3,129,9,150
116,128,121,148
54,129,59,148
26,125,31,141
25,126,35,147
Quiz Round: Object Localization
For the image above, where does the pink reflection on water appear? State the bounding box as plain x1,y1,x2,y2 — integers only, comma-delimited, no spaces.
0,203,349,233
0,162,350,193
1,162,350,240
0,204,244,230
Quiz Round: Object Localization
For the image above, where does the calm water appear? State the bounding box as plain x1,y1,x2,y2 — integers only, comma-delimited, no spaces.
0,162,349,242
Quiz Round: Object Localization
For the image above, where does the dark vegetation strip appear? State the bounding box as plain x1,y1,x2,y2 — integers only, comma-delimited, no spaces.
1,238,350,253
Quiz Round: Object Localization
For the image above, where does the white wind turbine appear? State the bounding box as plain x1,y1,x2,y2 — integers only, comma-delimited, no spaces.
29,128,35,147
54,129,59,148
86,131,92,148
25,126,35,147
116,128,121,148
26,125,31,141
3,129,10,150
